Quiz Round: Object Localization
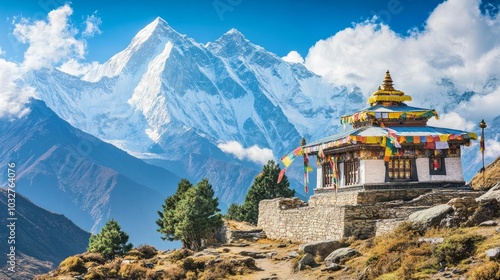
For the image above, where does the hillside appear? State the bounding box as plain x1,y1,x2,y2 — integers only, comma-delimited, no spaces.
0,99,180,248
471,156,500,190
35,218,500,280
0,188,90,280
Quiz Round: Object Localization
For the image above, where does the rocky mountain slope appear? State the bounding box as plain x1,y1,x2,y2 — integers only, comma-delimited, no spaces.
21,17,366,205
0,99,180,248
0,188,90,280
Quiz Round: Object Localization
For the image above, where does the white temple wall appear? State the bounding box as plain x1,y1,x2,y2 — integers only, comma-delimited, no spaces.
416,157,464,182
339,162,345,187
316,167,323,189
361,159,387,184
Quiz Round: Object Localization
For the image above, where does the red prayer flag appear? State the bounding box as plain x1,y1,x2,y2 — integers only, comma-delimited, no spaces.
277,168,286,183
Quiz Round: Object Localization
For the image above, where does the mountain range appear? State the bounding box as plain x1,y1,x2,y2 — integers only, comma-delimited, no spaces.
0,99,180,248
0,188,90,279
2,17,498,250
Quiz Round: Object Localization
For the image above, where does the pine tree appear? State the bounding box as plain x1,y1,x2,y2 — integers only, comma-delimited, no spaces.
157,178,223,251
156,179,194,241
239,160,295,224
87,219,132,260
225,203,243,221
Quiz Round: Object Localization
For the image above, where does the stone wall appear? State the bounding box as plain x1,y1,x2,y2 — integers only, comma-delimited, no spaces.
375,219,405,236
258,198,346,243
308,191,361,206
258,188,483,244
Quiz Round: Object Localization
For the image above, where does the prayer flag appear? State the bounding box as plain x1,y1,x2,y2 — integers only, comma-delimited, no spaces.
480,136,485,152
303,153,312,193
281,146,303,167
277,168,286,183
435,141,449,149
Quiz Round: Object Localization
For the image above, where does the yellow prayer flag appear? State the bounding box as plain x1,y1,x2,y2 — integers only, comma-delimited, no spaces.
366,136,378,144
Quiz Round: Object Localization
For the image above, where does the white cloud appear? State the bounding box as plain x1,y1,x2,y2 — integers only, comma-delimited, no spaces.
58,58,100,77
427,112,475,131
217,141,275,165
83,13,102,37
0,58,35,118
304,0,500,125
13,4,86,70
282,51,304,64
0,4,102,118
459,87,500,123
485,138,500,160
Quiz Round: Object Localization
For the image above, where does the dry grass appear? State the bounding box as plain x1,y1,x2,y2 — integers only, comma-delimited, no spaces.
58,256,86,274
470,156,500,190
468,262,500,280
34,217,500,280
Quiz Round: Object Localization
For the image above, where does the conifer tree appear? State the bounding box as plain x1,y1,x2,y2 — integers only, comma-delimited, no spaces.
157,178,223,251
234,160,295,224
87,219,132,260
156,179,194,241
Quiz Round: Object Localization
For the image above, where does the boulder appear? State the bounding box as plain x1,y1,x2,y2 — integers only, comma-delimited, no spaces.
324,247,360,266
297,253,317,270
464,199,500,226
408,204,453,228
418,237,444,245
239,251,267,259
299,239,343,261
477,183,500,202
321,263,342,272
485,248,500,261
288,251,300,258
479,220,498,227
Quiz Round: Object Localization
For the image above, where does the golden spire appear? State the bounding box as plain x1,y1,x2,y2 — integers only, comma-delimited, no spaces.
368,70,412,105
381,70,394,90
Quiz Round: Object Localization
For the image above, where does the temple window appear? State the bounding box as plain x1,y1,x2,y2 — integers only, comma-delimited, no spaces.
344,159,359,185
429,154,447,175
322,162,334,188
386,157,415,181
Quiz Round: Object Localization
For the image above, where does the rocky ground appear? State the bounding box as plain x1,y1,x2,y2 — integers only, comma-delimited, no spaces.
34,214,500,280
35,175,500,279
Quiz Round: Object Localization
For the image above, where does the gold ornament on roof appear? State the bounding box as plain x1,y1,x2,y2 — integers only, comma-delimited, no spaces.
368,70,412,105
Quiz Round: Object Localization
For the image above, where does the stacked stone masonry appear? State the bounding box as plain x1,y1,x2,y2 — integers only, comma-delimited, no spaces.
258,188,482,243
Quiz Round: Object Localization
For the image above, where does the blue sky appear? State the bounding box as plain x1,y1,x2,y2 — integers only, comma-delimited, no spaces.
0,0,446,63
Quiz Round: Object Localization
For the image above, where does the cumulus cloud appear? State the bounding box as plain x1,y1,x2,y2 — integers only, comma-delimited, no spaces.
304,0,500,124
0,4,101,118
218,141,275,165
58,58,100,76
485,138,500,160
13,4,86,70
427,112,476,131
83,13,102,37
0,59,35,118
282,50,304,64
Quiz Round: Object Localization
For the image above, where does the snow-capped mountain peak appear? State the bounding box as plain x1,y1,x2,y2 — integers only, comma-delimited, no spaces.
83,16,182,82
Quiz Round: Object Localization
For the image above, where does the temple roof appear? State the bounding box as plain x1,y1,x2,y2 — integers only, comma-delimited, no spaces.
303,125,477,154
341,71,438,126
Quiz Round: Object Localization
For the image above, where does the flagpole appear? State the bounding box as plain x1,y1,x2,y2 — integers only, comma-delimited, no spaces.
479,119,487,187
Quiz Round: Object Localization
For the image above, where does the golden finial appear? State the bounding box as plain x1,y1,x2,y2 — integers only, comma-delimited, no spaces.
381,70,394,91
368,70,411,105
